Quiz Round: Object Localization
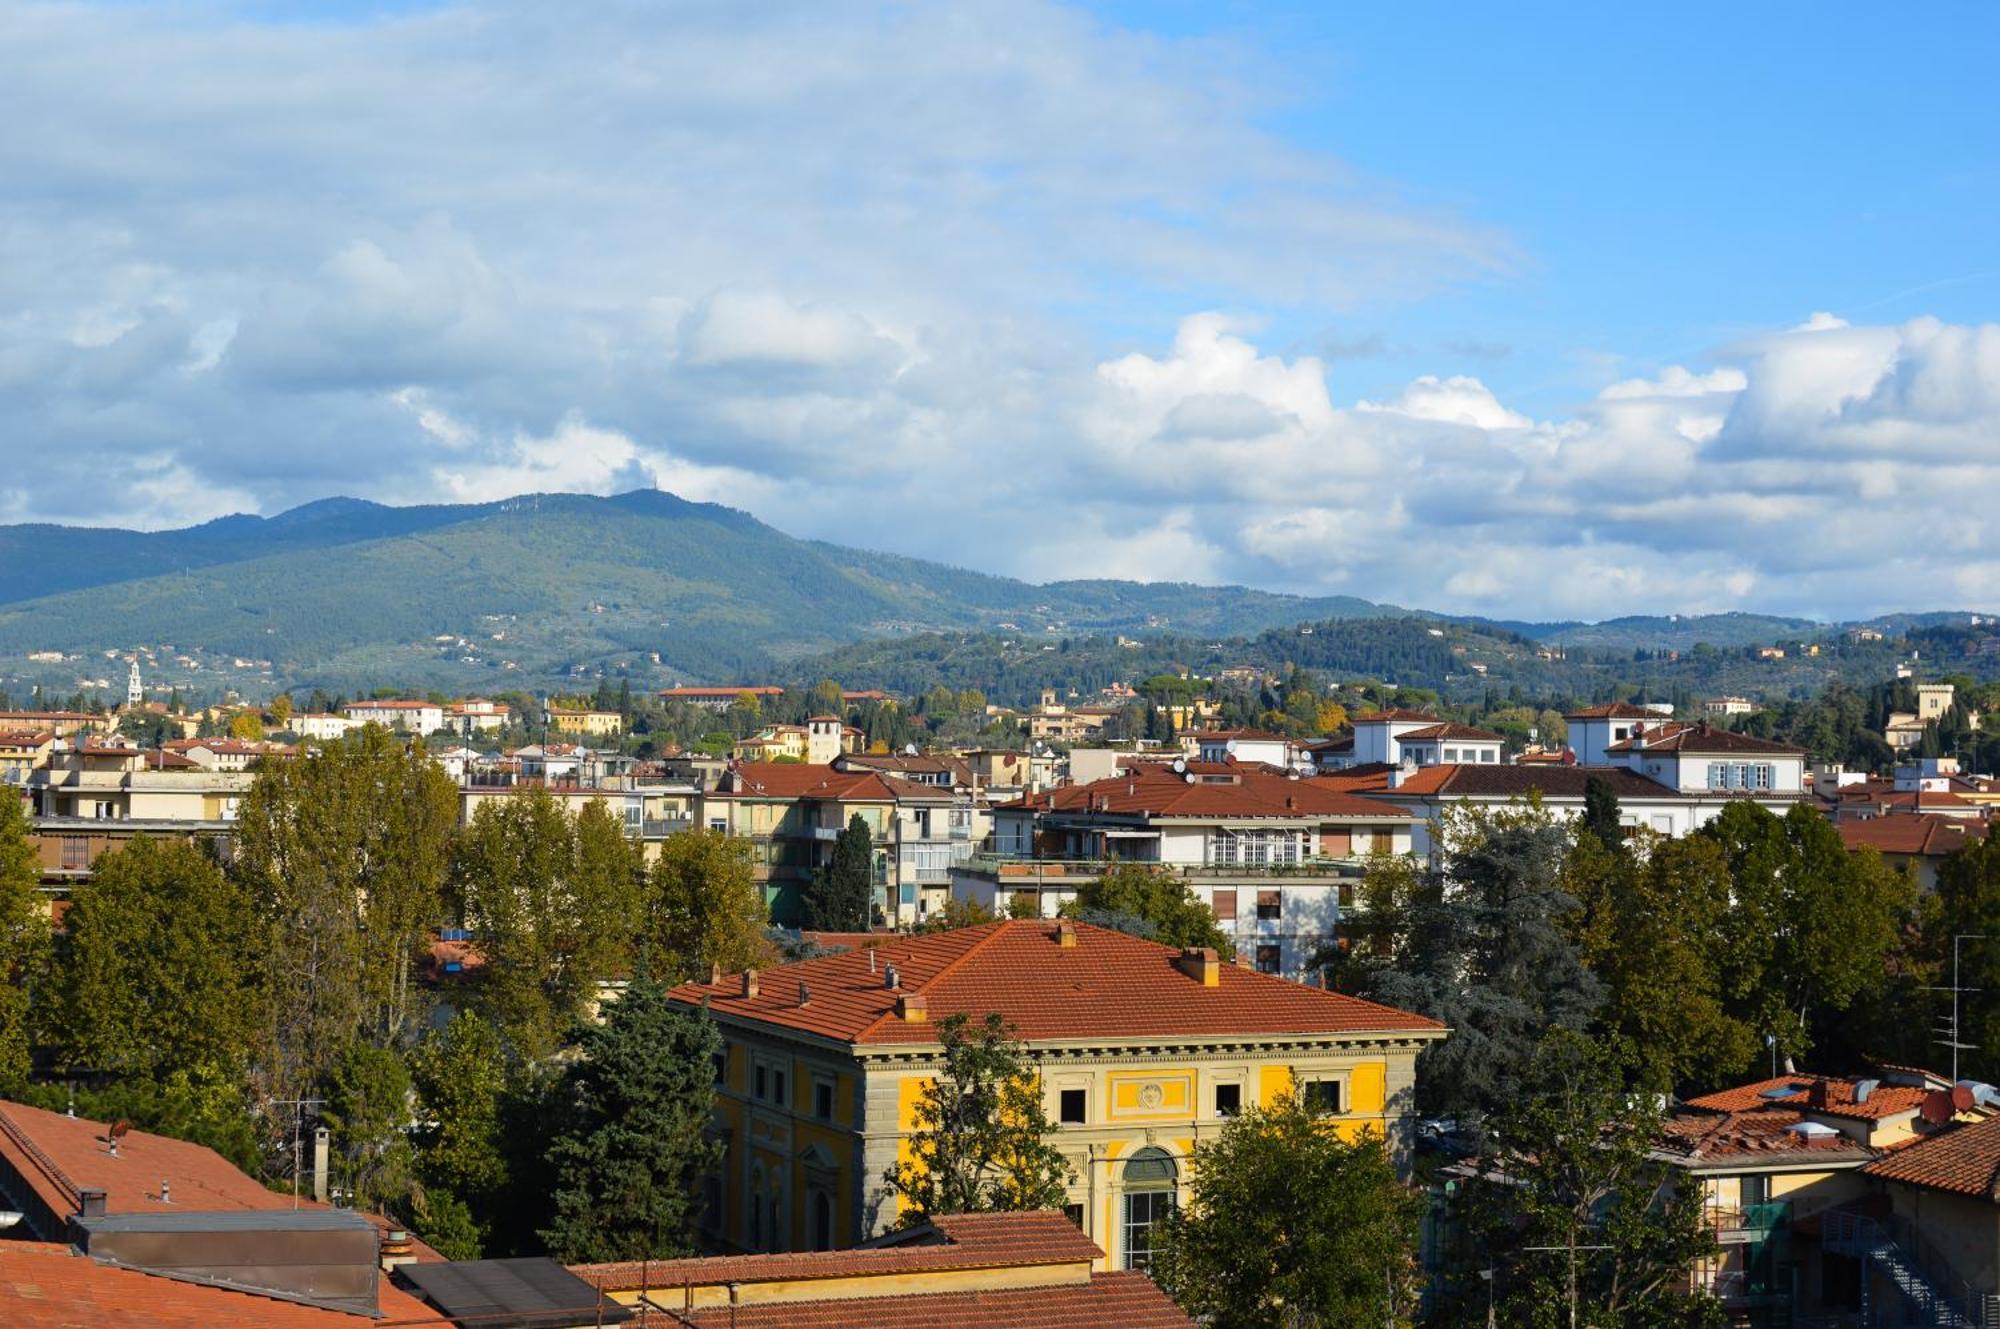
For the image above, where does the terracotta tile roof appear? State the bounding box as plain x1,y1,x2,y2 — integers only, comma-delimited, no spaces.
576,1211,1100,1293
1352,708,1440,723
1197,729,1292,743
1604,723,1804,755
1839,813,1989,858
0,1100,295,1218
670,919,1445,1046
1003,764,1404,820
0,1242,410,1328
1862,1115,2000,1198
1659,1109,1876,1164
1683,1075,1928,1122
676,1270,1193,1327
720,763,947,802
1376,764,1679,800
1396,723,1505,743
1564,702,1664,720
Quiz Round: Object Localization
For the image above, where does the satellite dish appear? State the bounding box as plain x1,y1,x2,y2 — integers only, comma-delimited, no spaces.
107,1120,131,1141
1953,1084,1977,1112
1922,1090,1955,1126
1172,758,1187,773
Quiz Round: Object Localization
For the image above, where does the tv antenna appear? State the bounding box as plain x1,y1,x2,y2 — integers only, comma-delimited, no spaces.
1925,933,1987,1082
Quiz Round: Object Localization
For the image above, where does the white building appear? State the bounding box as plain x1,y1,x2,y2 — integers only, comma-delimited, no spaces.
289,712,362,741
447,699,513,733
1192,729,1303,770
1701,696,1756,717
1348,709,1448,767
342,700,449,734
1564,702,1674,764
1602,722,1808,796
1392,722,1505,767
963,762,1420,979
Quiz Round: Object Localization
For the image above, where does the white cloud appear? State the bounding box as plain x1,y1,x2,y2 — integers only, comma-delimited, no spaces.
1358,374,1531,430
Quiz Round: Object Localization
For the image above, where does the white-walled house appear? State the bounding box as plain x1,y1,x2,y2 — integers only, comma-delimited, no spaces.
958,762,1420,979
1602,722,1808,796
1348,709,1449,767
341,699,449,734
1192,729,1303,769
1564,702,1674,764
1393,722,1505,767
290,712,362,741
1361,761,1806,857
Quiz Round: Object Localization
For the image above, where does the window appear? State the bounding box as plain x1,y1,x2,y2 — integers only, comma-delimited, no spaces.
808,1189,834,1252
1708,762,1729,790
1300,1079,1342,1114
709,817,727,832
1255,944,1281,974
1741,1174,1770,1208
771,1067,788,1108
814,1079,835,1122
1211,889,1237,921
1060,1089,1087,1124
1256,890,1282,921
712,1051,728,1086
1122,1149,1178,1271
1214,1083,1242,1118
60,837,88,871
753,1065,767,1100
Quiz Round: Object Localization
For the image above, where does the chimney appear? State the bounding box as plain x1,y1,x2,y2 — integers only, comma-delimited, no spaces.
1054,921,1077,948
895,993,928,1022
159,1179,172,1204
797,981,811,1008
741,969,759,999
1808,1079,1830,1109
884,963,900,990
78,1188,107,1219
709,961,723,985
1175,947,1220,987
1232,950,1251,968
313,1126,330,1203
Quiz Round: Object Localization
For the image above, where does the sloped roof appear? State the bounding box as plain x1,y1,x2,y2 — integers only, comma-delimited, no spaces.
1604,723,1804,756
1352,708,1440,723
1002,764,1404,820
0,1100,294,1218
1864,1115,2000,1198
1565,702,1663,720
1659,1109,1875,1165
669,919,1444,1047
721,763,950,803
576,1211,1100,1293
676,1272,1192,1327
1839,813,1989,858
1376,764,1681,800
1683,1075,1928,1122
0,1242,397,1328
1397,723,1505,743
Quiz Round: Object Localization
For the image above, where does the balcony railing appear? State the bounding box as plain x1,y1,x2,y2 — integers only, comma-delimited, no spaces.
1705,1201,1789,1238
961,854,1369,880
635,817,692,839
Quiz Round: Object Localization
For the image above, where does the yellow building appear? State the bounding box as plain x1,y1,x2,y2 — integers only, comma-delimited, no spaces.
669,918,1445,1268
549,707,624,737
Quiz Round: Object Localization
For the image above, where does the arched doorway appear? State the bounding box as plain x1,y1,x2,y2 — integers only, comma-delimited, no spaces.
808,1188,834,1251
1121,1147,1177,1270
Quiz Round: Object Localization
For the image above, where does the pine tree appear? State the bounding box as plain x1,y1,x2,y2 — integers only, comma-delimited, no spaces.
803,813,874,930
1580,774,1623,855
539,969,723,1261
884,1013,1071,1221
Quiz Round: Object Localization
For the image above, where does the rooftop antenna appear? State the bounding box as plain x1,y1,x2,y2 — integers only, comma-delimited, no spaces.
1925,933,1988,1083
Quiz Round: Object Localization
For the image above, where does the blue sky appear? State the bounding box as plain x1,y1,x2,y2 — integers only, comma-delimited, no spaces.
3,1,1998,619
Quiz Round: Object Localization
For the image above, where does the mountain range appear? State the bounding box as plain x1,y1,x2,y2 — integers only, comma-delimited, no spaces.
0,489,1980,695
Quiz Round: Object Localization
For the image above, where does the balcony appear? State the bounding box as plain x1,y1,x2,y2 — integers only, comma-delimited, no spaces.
1705,1201,1789,1241
636,817,692,839
962,855,1368,881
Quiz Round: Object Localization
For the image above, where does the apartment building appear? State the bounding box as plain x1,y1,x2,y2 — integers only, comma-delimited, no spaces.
667,920,1444,1267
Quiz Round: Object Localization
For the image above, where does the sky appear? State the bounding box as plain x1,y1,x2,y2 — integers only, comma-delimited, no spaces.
3,1,1998,621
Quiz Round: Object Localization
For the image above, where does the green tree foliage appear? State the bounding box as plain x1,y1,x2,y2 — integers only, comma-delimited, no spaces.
802,813,873,931
883,1012,1071,1220
322,1041,414,1215
1571,833,1755,1093
641,829,773,984
408,1013,509,1258
56,836,258,1081
1580,774,1623,855
0,794,50,1089
539,969,723,1262
232,726,459,1100
453,791,641,1058
1361,803,1599,1134
1058,863,1234,958
1929,833,2000,1076
1153,1091,1421,1328
1443,1031,1721,1329
1699,802,1911,1065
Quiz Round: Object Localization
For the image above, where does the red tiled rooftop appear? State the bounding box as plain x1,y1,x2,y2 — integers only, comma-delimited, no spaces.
1683,1075,1928,1122
1377,764,1680,800
1839,813,1988,857
1564,702,1664,720
1396,723,1506,743
576,1211,1101,1293
0,1242,423,1328
1352,708,1440,723
671,919,1444,1046
1005,764,1405,820
0,1100,293,1218
676,1270,1192,1327
1863,1114,2000,1197
1660,1109,1874,1163
1604,723,1804,755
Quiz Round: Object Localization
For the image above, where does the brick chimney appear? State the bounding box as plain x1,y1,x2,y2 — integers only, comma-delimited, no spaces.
895,993,928,1022
741,969,759,999
1054,921,1077,948
1175,947,1220,987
